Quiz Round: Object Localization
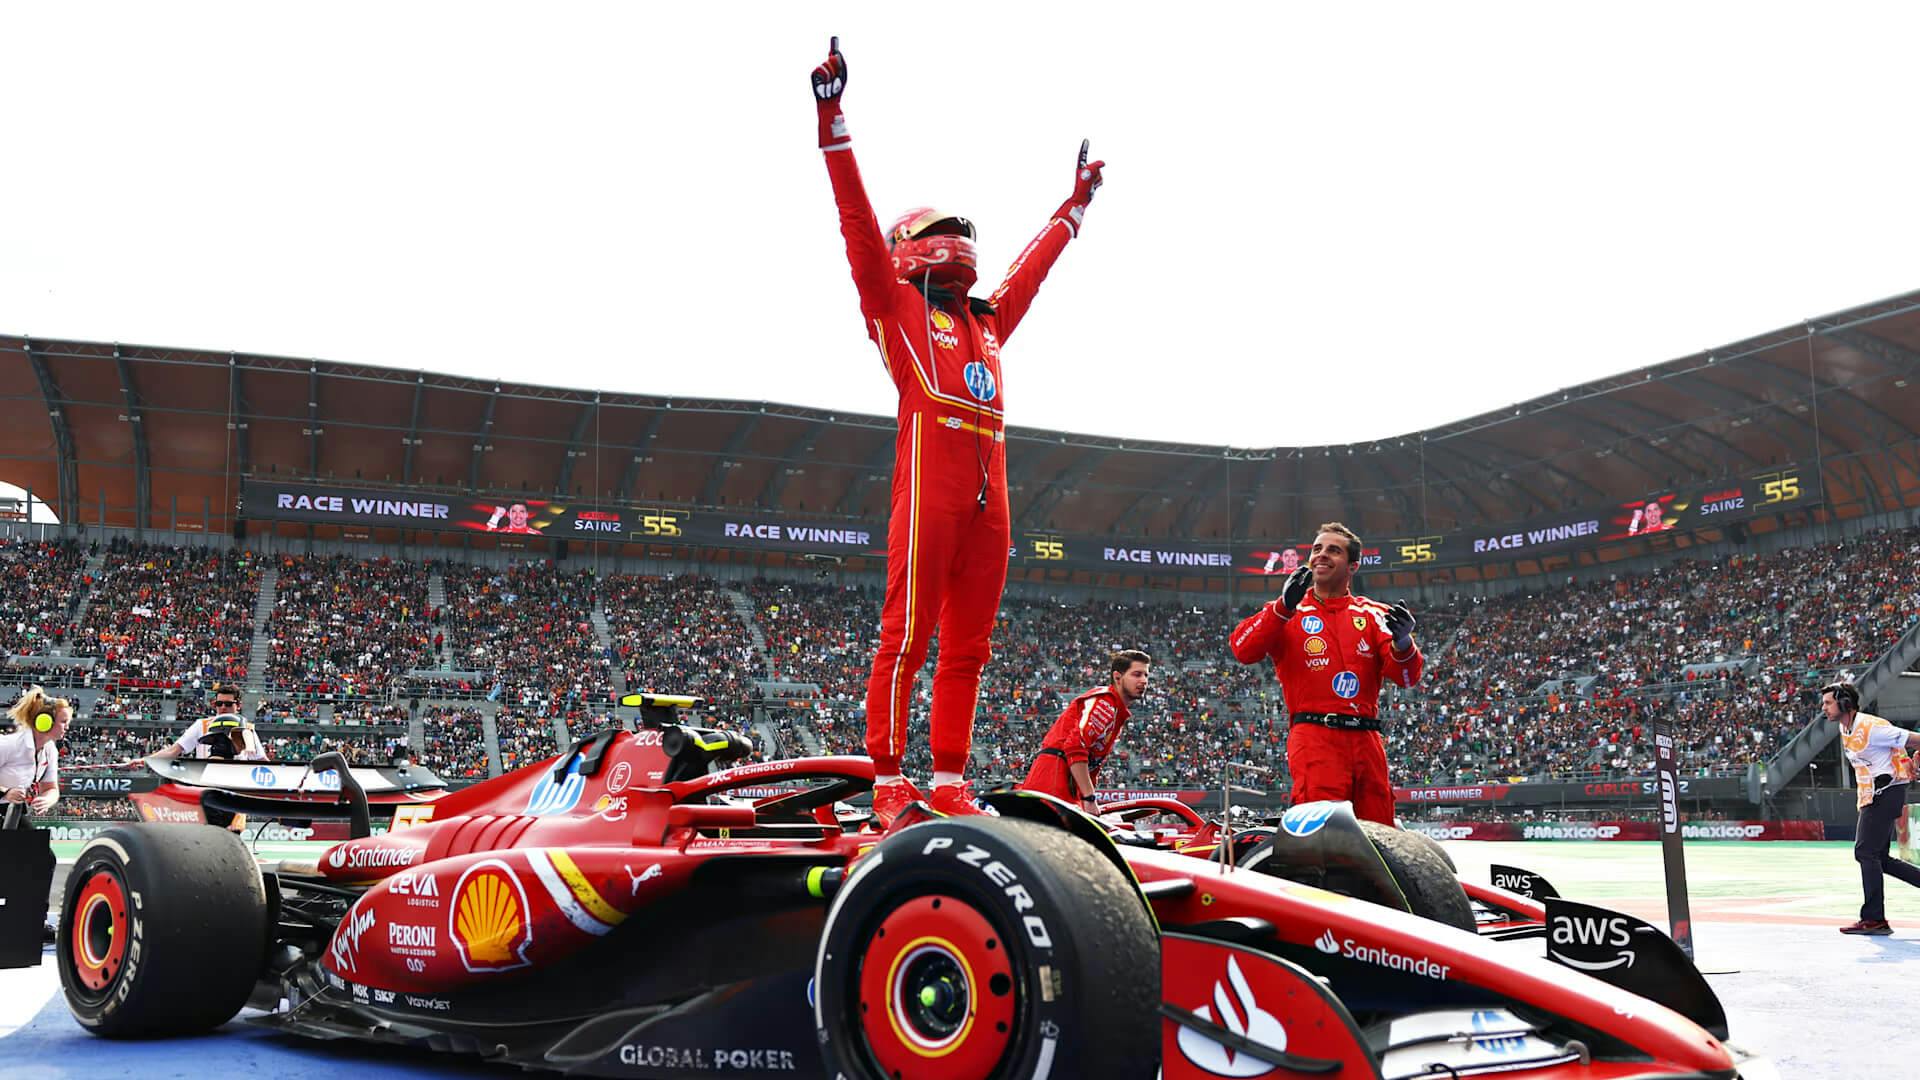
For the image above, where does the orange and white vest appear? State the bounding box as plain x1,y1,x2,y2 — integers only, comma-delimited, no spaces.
1842,711,1915,808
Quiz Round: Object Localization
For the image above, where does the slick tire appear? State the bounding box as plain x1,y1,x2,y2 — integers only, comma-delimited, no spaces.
1359,820,1475,932
58,825,269,1037
815,816,1159,1080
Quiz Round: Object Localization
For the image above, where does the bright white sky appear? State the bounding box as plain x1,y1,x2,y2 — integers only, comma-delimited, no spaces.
4,3,1917,448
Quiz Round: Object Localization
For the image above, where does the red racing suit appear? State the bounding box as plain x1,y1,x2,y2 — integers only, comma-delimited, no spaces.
1229,590,1423,824
822,130,1080,776
1019,686,1132,801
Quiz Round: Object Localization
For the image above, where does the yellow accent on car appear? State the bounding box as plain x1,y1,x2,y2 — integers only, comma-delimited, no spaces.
693,733,731,752
619,692,702,709
806,866,828,899
546,850,625,927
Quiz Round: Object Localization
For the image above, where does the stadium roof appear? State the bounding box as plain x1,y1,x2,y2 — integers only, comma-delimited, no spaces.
4,288,1918,586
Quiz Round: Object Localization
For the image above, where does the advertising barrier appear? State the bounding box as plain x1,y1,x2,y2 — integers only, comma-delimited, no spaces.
1403,819,1825,842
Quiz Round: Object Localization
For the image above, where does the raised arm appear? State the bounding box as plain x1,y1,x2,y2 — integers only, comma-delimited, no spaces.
989,140,1105,340
812,37,897,316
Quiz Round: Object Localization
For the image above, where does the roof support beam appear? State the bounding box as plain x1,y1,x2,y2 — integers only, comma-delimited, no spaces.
700,413,762,506
557,395,600,496
1584,395,1760,474
1655,376,1806,465
113,345,151,529
468,385,500,493
229,355,252,481
759,420,827,510
24,339,79,526
620,408,669,503
400,373,425,483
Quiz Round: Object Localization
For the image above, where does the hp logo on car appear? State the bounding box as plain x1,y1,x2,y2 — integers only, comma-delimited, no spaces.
251,766,276,786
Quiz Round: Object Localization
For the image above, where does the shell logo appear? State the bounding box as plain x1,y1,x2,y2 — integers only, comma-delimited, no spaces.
1303,636,1327,656
929,310,956,332
450,859,533,973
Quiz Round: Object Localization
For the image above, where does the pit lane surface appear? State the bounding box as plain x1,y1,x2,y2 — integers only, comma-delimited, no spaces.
7,840,1916,1078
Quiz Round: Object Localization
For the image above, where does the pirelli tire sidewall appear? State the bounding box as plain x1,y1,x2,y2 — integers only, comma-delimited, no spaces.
57,824,269,1037
815,816,1159,1080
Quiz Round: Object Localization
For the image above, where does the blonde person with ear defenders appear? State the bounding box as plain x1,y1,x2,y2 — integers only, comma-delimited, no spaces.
1,685,72,819
812,36,1105,825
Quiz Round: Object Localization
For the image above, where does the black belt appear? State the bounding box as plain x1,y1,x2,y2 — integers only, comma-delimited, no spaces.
1036,747,1104,771
1289,712,1380,732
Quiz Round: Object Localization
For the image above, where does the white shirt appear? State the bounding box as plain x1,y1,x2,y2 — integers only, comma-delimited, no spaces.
1842,714,1913,778
173,715,269,761
0,726,59,793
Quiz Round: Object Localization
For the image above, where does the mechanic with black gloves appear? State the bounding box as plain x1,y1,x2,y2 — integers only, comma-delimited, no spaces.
1229,522,1422,825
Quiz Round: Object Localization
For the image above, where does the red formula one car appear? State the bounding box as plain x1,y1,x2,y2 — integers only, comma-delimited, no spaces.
50,694,1770,1079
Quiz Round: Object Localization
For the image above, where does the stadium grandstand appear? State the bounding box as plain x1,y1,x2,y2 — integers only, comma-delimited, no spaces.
3,288,1919,833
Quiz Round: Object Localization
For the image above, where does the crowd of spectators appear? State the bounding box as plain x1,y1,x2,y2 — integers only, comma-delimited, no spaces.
72,542,259,688
419,705,491,778
265,554,435,697
9,520,1916,792
440,564,613,713
611,574,760,704
0,537,88,655
496,711,560,772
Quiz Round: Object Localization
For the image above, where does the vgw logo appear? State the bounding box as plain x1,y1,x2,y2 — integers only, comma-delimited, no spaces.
526,758,585,816
1177,955,1287,1077
1548,914,1636,972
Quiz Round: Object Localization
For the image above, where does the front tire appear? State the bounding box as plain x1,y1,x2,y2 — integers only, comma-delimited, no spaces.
1358,820,1474,932
58,825,269,1037
815,816,1159,1080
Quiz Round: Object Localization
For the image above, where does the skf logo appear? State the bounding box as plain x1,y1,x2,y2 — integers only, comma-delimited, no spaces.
450,859,534,973
1176,956,1288,1077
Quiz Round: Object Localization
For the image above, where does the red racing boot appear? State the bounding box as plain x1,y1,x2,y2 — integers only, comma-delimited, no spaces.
929,779,991,817
869,779,925,830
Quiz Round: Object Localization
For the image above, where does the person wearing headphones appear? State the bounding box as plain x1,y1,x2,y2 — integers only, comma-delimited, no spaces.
1827,679,1920,934
148,683,267,763
1,685,71,819
811,36,1105,824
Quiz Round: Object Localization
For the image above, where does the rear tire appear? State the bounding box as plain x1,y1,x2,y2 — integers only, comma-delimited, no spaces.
815,816,1159,1080
58,825,269,1037
1359,820,1474,932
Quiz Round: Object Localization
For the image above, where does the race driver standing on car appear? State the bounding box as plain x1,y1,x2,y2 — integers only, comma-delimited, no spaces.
812,37,1105,824
1020,650,1152,812
1229,523,1421,825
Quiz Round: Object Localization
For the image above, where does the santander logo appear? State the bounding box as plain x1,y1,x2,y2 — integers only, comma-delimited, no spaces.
1314,929,1339,954
1177,955,1286,1077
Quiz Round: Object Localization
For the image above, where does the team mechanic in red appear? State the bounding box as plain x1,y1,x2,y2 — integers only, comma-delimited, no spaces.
1229,522,1422,824
811,38,1106,823
1019,650,1152,811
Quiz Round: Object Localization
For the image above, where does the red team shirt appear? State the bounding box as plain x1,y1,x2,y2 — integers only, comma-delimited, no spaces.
1228,591,1423,717
1022,686,1132,799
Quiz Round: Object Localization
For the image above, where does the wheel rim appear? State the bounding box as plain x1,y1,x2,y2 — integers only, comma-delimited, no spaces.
856,894,1017,1079
69,869,130,995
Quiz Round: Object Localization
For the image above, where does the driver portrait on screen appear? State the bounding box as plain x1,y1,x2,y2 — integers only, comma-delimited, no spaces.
1261,546,1304,575
488,502,544,535
1627,500,1672,536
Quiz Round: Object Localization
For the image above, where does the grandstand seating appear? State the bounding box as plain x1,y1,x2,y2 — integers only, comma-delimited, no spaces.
10,524,1916,800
